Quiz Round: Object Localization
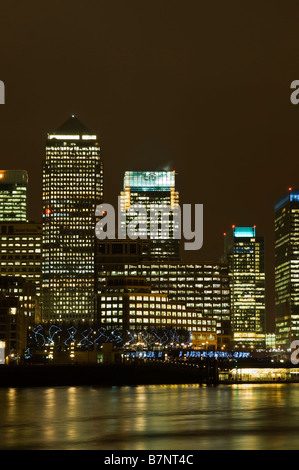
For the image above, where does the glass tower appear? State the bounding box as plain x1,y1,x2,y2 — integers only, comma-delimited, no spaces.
275,189,299,348
222,226,265,348
42,115,103,322
0,170,27,221
119,171,180,260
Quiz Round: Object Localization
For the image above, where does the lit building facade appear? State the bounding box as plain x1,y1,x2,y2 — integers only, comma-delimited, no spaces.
96,240,231,348
275,189,299,348
0,293,27,362
119,171,180,260
265,333,276,350
0,276,40,326
0,170,28,221
99,287,217,349
42,115,103,322
222,226,265,348
0,222,42,299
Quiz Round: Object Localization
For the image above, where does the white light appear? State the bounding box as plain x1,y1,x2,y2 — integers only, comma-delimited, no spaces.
48,135,80,140
0,341,5,365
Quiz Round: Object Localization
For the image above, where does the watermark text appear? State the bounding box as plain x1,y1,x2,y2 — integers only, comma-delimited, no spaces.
0,81,4,104
95,198,203,251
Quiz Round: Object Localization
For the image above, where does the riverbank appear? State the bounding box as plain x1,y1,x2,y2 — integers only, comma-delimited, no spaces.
0,362,204,388
1,361,299,388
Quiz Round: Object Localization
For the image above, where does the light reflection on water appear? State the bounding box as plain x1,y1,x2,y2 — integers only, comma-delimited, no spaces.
0,383,299,450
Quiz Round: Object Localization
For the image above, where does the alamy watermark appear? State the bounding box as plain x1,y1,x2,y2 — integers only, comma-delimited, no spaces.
0,81,4,104
291,340,299,364
95,197,203,251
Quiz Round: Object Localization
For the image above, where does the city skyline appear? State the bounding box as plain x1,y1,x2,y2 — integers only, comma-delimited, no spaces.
0,113,294,333
2,2,299,336
2,2,299,453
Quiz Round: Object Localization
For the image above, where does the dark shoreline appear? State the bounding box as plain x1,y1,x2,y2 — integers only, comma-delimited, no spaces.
1,362,299,388
0,362,204,388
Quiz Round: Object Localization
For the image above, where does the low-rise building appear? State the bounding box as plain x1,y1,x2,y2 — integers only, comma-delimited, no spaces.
0,293,27,362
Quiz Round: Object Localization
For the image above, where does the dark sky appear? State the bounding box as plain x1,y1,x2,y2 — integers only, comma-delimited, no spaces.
1,1,299,330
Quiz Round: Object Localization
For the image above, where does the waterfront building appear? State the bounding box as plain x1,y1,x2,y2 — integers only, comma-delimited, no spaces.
265,333,276,350
0,171,42,325
0,293,27,362
0,276,41,325
42,115,103,322
99,282,217,349
222,226,266,348
275,189,299,348
119,171,180,260
0,170,28,222
0,222,42,300
96,240,231,348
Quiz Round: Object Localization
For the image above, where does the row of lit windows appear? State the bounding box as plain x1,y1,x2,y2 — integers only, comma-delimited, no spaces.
100,267,227,275
0,237,40,241
46,147,100,152
102,317,214,328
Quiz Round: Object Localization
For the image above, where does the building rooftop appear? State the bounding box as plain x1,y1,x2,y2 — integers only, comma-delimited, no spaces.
48,115,97,138
275,189,299,211
0,170,28,185
123,170,176,191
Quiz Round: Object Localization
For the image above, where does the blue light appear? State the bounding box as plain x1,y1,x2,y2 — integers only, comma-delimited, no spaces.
275,190,299,210
234,227,255,238
24,348,32,360
80,327,94,347
179,350,250,359
64,326,77,346
290,193,299,203
94,327,110,345
47,325,62,344
32,324,46,347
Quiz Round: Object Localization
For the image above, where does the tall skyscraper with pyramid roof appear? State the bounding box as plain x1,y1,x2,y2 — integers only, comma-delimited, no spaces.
42,115,103,322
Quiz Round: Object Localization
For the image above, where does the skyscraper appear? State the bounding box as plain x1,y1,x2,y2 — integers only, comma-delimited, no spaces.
119,171,180,260
222,226,265,348
275,189,299,348
0,170,27,221
42,115,103,322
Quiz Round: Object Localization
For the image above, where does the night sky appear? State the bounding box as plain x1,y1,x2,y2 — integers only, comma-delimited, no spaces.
1,1,299,330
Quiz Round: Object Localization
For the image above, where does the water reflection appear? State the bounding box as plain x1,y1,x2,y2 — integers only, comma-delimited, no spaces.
0,383,298,450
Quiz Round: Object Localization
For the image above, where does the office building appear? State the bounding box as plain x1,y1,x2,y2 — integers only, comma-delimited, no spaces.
42,115,103,322
0,293,27,362
222,226,265,348
0,170,28,221
119,171,180,260
265,333,276,350
99,279,217,349
0,276,41,325
96,240,231,348
0,222,42,300
275,189,299,348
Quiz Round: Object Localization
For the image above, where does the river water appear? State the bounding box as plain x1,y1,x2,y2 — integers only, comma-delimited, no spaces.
0,383,298,450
